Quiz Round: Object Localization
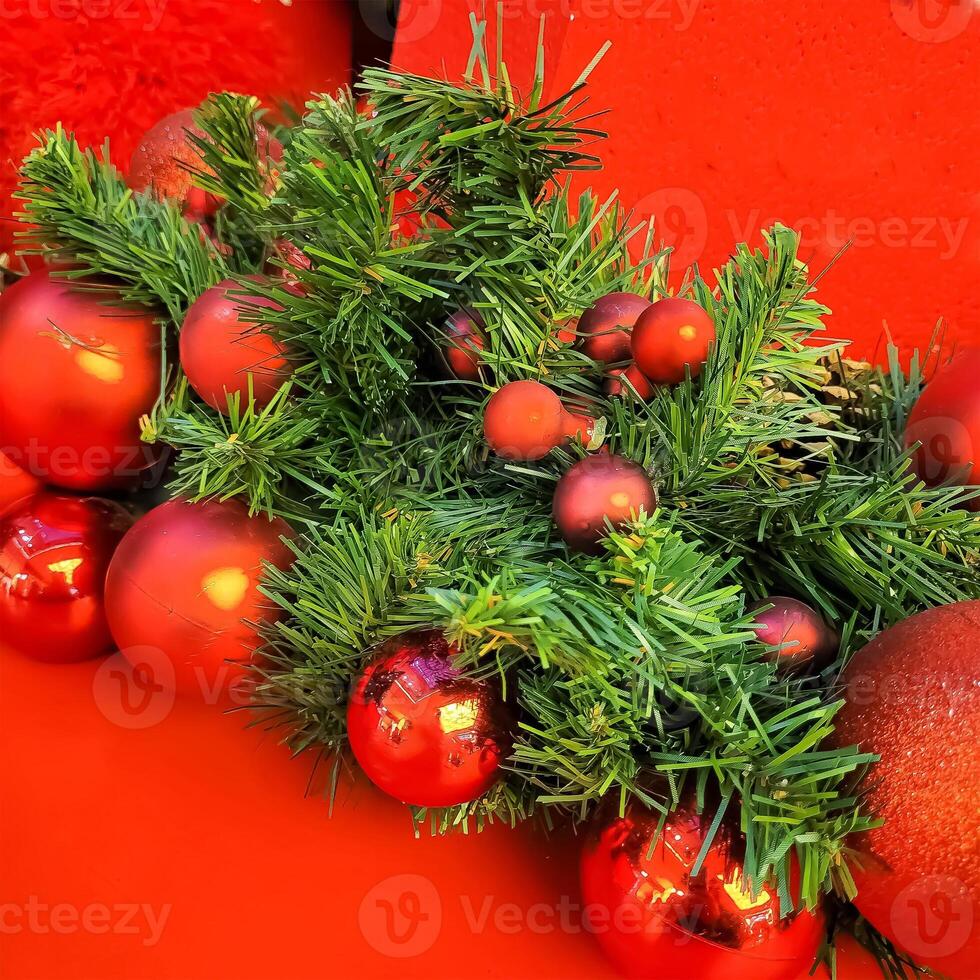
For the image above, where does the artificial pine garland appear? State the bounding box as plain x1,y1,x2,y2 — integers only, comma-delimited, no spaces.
11,15,980,976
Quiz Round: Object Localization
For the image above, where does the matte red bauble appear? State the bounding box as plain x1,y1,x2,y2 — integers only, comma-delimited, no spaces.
578,291,650,364
904,348,980,504
0,493,133,663
632,296,716,385
748,596,837,667
553,454,656,553
104,498,294,697
605,364,655,400
128,109,220,219
580,799,824,980
444,308,486,381
483,380,594,460
834,602,980,979
179,279,292,414
347,629,512,808
0,272,163,491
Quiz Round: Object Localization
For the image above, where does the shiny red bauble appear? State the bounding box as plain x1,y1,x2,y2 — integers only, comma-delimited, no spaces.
605,364,655,400
128,109,220,219
0,493,133,663
0,272,163,491
748,595,838,667
632,296,716,385
553,454,657,553
483,380,594,461
578,291,650,364
904,348,980,504
834,602,980,979
104,498,294,697
179,279,292,414
580,799,825,980
444,308,486,381
347,629,512,808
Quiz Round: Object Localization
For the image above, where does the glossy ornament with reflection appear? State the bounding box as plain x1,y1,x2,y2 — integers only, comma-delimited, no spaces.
834,601,980,979
748,595,837,667
580,798,825,980
553,454,656,553
0,493,133,663
0,272,163,491
444,307,486,381
632,296,716,385
346,629,512,808
578,291,651,364
904,348,980,507
179,278,293,414
104,498,294,697
483,380,594,461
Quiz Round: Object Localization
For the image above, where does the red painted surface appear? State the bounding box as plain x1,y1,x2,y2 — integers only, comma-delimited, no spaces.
393,0,980,361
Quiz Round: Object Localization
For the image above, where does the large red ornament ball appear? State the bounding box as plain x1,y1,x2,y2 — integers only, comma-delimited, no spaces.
104,498,294,697
179,279,292,414
632,296,716,385
748,595,838,667
904,348,980,503
347,629,512,808
0,272,163,491
128,109,219,218
580,798,825,980
0,493,133,663
483,380,593,461
578,291,650,364
834,602,980,979
553,454,657,553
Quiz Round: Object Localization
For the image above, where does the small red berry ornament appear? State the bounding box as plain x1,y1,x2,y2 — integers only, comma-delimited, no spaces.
578,291,650,364
748,596,838,667
104,498,294,697
605,364,655,400
834,602,980,979
444,308,486,381
904,348,980,507
267,239,312,295
632,296,716,385
179,278,292,414
580,798,824,980
553,454,656,553
0,493,133,663
346,629,512,807
128,109,220,219
483,380,594,461
0,272,163,491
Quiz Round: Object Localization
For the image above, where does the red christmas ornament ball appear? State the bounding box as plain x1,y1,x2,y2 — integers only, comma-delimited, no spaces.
128,109,220,218
346,629,512,808
179,279,292,414
580,798,825,980
484,380,590,461
748,595,838,667
553,454,656,553
578,291,650,364
632,296,716,385
834,602,980,979
444,308,486,381
104,498,294,697
0,493,133,663
904,348,980,504
0,272,163,491
605,364,655,400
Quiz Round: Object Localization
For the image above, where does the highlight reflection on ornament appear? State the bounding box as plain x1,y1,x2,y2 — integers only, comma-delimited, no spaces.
347,629,512,808
0,493,133,662
580,799,824,980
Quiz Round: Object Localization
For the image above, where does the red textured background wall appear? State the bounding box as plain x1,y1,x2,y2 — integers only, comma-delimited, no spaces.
393,0,979,360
